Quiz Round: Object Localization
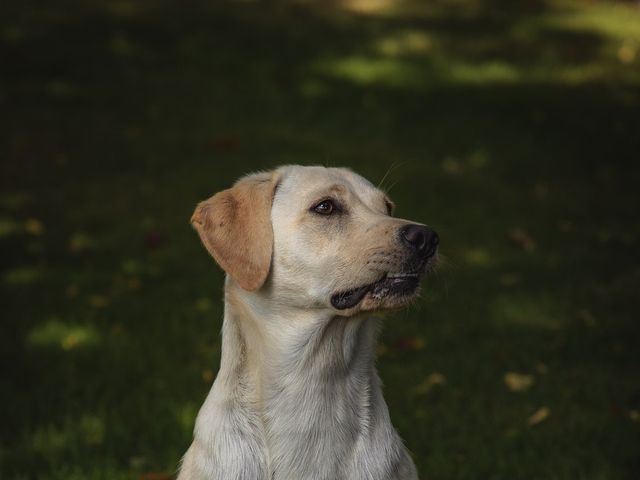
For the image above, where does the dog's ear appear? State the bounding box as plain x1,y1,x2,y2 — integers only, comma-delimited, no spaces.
191,171,278,291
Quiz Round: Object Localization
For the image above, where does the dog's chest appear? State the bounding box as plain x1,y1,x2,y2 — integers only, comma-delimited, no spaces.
263,365,365,478
259,330,409,479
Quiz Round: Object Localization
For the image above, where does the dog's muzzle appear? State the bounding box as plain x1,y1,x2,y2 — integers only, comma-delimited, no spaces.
330,224,439,310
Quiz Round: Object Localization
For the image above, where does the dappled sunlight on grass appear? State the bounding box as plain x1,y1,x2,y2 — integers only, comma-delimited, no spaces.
27,318,101,351
309,0,640,88
446,59,521,84
339,0,397,15
175,402,198,435
374,30,433,57
0,192,33,210
30,414,105,457
312,55,424,87
0,217,20,238
313,48,637,89
490,293,565,330
3,267,43,286
544,2,640,43
462,247,493,267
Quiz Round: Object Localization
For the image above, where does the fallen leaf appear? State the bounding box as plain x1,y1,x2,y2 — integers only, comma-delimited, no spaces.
376,343,389,357
62,334,79,351
504,372,535,392
24,218,45,236
208,135,240,152
395,336,425,350
139,474,172,480
533,182,548,199
88,295,109,308
618,41,637,64
535,363,548,375
442,157,463,175
507,227,536,252
558,219,573,232
144,229,164,250
464,248,491,266
121,258,143,275
112,323,124,335
194,298,213,312
66,284,78,298
576,309,597,327
55,153,68,167
528,407,550,426
68,232,93,254
499,273,520,287
414,373,447,395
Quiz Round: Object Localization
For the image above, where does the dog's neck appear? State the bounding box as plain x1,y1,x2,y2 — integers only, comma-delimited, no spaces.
191,283,414,480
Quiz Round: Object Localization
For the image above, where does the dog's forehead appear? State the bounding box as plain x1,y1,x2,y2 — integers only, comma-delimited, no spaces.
275,165,382,203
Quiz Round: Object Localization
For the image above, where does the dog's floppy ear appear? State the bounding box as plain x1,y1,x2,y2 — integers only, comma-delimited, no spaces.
191,171,279,291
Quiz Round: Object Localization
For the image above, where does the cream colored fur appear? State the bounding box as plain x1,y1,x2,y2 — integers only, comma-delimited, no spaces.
179,165,426,480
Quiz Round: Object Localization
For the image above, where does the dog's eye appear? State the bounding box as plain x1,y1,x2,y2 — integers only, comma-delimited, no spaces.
313,200,335,215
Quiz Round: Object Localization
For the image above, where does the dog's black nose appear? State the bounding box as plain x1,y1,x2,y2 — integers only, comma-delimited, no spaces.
400,224,439,257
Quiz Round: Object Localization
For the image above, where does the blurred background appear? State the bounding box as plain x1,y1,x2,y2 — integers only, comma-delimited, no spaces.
2,0,639,478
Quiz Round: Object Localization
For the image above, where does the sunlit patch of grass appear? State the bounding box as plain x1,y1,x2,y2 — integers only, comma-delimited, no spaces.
551,63,613,85
490,293,565,330
0,192,33,210
29,414,105,459
176,402,198,435
312,56,423,87
340,0,397,15
375,30,433,57
67,232,95,254
462,247,493,267
512,1,640,75
313,54,525,87
446,59,522,84
333,0,454,19
0,217,20,238
314,51,639,88
318,0,640,88
26,318,101,351
3,267,43,286
547,1,640,44
299,79,330,98
31,424,68,458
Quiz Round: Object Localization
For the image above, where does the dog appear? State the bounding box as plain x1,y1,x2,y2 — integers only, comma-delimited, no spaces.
179,165,438,480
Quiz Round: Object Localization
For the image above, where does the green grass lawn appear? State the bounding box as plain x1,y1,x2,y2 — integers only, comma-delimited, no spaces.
2,0,639,478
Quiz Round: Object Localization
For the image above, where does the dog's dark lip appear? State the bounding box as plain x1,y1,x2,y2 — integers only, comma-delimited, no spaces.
330,268,424,310
330,283,374,310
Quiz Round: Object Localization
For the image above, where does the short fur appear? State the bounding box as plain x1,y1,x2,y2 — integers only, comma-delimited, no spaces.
179,165,432,480
191,172,278,291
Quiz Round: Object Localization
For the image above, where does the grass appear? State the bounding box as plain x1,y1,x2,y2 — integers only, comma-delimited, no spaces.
1,0,639,478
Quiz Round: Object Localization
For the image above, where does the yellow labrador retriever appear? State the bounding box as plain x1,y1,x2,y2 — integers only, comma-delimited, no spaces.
179,165,438,480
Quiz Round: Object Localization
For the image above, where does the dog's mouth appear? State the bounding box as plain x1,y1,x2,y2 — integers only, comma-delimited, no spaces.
330,270,423,310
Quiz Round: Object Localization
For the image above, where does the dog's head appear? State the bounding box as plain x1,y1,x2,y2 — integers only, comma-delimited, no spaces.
191,165,438,316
